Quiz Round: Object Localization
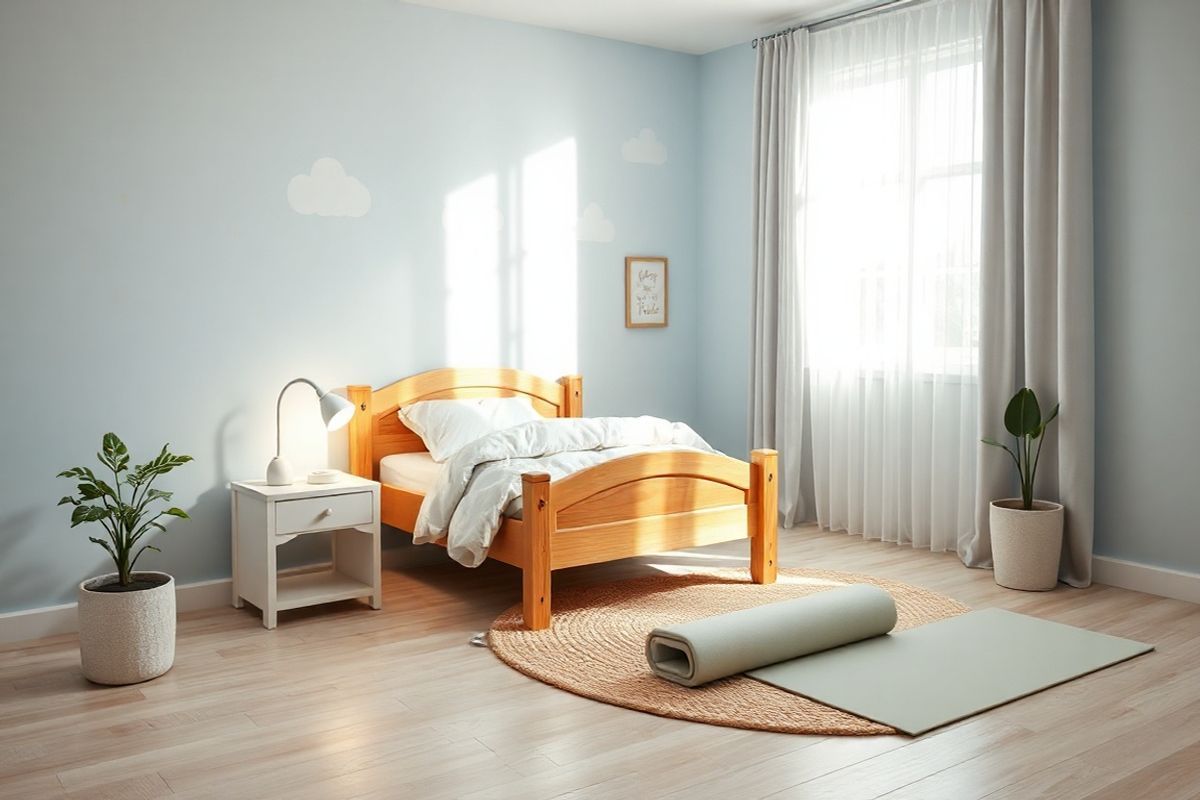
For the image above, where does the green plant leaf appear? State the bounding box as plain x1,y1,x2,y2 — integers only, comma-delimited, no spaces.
70,504,108,527
1031,402,1059,438
99,432,130,473
88,536,116,559
129,542,162,571
75,479,117,501
1040,402,1060,434
59,437,192,562
1004,388,1042,438
128,449,194,486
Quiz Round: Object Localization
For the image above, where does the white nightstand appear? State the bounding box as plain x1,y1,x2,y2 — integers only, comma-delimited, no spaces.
230,474,382,629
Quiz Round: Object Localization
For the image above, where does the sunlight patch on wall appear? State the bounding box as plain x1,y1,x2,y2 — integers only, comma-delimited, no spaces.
443,174,503,365
520,138,578,377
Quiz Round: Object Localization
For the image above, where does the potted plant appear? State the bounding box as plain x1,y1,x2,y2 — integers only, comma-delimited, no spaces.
982,388,1062,591
57,433,193,685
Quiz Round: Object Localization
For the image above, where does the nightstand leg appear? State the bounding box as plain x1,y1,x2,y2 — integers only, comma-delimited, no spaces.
370,523,382,610
263,608,277,629
231,492,243,608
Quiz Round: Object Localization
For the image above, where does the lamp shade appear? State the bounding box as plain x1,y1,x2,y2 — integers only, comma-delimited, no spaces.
318,390,355,432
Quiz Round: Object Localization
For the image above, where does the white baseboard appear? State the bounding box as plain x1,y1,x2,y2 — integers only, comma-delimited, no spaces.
1093,556,1200,605
0,601,78,645
0,551,414,647
0,576,235,646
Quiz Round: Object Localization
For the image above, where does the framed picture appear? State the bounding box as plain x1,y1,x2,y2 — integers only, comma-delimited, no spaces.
625,256,668,328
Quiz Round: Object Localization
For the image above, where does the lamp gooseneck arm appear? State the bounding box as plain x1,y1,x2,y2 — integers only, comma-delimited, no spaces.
275,378,325,457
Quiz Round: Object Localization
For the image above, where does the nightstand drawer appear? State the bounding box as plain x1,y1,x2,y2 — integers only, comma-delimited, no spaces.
275,491,374,534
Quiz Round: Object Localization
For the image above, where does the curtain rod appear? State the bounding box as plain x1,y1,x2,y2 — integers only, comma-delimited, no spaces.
751,0,928,47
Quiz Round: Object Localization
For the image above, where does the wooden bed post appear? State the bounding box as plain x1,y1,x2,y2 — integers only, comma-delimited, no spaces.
558,375,583,418
521,472,553,630
347,385,373,480
750,449,778,585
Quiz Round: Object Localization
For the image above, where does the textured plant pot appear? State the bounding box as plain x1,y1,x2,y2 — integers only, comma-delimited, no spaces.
989,500,1064,591
77,571,176,685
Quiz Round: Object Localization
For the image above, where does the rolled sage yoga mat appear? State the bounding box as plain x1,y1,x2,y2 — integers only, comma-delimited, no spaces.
746,608,1154,735
645,584,897,687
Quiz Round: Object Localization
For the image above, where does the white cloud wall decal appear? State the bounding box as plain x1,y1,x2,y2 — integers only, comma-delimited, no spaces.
576,203,615,242
288,157,371,217
621,128,667,165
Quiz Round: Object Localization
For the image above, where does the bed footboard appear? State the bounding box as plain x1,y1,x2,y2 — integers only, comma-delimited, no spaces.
519,448,778,630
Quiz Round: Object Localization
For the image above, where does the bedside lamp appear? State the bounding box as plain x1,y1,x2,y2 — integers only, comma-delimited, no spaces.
266,378,356,486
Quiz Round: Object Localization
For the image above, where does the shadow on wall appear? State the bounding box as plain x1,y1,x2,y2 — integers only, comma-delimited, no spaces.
0,507,117,604
153,405,334,581
152,409,244,581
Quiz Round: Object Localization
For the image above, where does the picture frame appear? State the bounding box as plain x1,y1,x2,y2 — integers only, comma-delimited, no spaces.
625,256,669,328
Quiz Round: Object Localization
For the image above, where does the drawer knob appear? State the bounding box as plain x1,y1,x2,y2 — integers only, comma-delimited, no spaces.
320,508,334,517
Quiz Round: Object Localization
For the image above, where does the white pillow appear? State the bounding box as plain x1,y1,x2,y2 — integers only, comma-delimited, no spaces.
398,397,542,462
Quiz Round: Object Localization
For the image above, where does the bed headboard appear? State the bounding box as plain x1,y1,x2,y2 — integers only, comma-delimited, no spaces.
346,368,583,480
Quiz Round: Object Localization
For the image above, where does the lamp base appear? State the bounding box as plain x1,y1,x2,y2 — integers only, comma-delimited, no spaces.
266,456,293,486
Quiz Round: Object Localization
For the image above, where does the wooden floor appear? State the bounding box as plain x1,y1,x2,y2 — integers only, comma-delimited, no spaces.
3,526,1200,800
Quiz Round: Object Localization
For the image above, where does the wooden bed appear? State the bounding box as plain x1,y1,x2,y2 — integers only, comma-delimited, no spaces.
346,367,778,630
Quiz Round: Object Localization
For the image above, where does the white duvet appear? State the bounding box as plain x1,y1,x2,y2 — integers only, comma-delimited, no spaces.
413,416,716,567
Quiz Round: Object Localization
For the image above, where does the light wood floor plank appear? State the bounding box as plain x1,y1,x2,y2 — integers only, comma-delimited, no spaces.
1,525,1197,799
1083,739,1200,800
978,699,1200,800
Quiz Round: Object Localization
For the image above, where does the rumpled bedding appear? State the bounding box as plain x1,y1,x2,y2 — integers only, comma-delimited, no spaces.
413,416,715,566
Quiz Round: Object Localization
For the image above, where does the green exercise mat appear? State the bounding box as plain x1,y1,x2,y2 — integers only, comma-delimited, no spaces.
748,607,1153,735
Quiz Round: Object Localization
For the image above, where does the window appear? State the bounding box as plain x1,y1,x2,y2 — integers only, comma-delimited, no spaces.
801,15,983,377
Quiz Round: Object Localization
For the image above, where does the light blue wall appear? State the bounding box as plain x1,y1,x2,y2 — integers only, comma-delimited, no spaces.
696,44,756,457
9,0,1191,616
0,0,702,612
1093,0,1200,573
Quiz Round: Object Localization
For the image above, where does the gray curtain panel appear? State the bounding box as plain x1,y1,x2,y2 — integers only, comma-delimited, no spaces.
967,0,1095,586
750,30,810,526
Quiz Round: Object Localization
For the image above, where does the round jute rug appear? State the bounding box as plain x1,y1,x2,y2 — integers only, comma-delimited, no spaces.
489,568,969,735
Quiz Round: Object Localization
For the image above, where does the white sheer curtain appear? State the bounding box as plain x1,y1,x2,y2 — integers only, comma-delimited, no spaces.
798,0,985,552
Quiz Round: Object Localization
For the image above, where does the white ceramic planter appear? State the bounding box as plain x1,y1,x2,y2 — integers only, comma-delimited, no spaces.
989,500,1064,591
77,571,176,685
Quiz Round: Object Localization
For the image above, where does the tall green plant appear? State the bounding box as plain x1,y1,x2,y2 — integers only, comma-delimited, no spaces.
982,388,1059,511
57,433,193,586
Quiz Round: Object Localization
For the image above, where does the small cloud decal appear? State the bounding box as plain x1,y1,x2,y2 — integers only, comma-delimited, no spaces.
288,158,371,217
621,128,667,165
576,203,615,243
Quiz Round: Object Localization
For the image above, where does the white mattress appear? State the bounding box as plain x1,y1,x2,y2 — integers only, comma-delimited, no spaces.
381,451,522,520
379,452,443,493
